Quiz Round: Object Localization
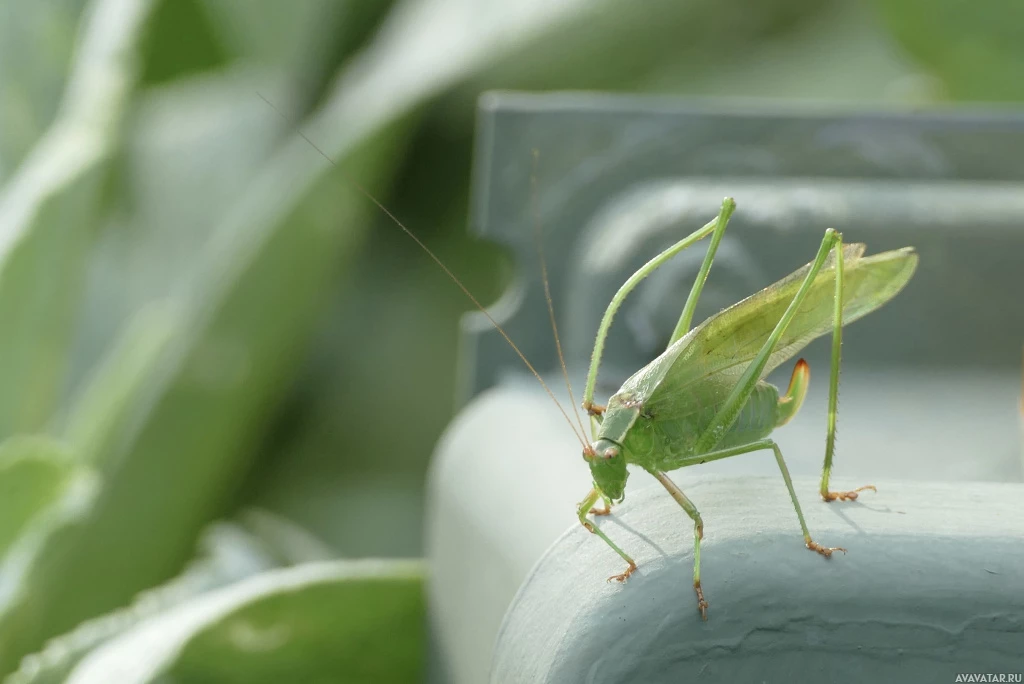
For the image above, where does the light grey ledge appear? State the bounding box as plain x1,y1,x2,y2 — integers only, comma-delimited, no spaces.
491,476,1024,683
423,385,1024,684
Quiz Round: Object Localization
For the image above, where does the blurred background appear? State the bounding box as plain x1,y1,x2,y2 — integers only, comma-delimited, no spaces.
0,0,1021,681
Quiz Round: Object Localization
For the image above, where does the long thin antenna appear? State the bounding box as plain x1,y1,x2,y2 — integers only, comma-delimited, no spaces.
530,149,589,441
257,93,590,450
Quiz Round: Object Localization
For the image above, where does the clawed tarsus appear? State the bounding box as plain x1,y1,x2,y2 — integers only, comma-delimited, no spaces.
822,485,876,502
606,562,637,583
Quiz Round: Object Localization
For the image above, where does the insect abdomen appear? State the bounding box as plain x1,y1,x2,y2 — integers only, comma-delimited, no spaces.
714,381,780,449
621,381,780,471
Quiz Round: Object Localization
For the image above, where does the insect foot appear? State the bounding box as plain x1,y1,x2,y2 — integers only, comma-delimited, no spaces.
806,540,847,558
694,582,708,621
589,503,612,516
822,485,877,502
606,562,638,583
582,401,606,416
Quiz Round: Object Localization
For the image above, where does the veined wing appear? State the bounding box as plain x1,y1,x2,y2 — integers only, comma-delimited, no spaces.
619,244,917,413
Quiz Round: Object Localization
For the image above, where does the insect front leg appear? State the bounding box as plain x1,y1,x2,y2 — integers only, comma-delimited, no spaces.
582,198,737,426
652,471,708,620
589,490,614,516
820,238,876,503
668,197,737,345
577,487,636,580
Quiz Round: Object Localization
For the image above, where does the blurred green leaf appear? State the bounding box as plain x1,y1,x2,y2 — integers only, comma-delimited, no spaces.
63,303,179,467
199,0,344,70
0,469,99,674
871,0,1024,101
62,560,424,684
138,0,228,84
235,508,339,565
0,71,410,675
4,521,284,684
197,0,396,111
0,437,75,556
0,0,157,437
0,0,89,180
0,0,158,672
64,73,285,390
0,160,97,435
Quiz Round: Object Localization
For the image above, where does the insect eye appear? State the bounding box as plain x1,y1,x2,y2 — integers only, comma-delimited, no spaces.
603,447,619,460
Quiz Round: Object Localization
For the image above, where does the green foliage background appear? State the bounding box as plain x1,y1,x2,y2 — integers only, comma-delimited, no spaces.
0,0,1017,680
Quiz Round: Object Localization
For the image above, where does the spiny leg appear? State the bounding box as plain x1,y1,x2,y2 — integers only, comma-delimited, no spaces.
577,487,636,580
766,440,846,558
669,439,846,558
653,471,708,620
822,484,877,502
669,198,737,345
582,198,737,434
819,239,876,502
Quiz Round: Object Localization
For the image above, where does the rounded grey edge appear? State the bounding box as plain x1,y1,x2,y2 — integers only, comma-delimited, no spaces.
490,476,1024,684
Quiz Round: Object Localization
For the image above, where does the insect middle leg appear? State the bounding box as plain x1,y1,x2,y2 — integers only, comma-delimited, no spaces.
652,471,708,620
582,198,737,427
577,487,636,580
671,438,846,557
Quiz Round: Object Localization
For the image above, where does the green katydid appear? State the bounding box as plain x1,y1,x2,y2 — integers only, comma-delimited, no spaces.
571,197,917,619
265,99,917,620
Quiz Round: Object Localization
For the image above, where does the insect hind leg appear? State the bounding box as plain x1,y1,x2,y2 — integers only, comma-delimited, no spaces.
692,228,842,456
822,485,877,502
818,230,876,503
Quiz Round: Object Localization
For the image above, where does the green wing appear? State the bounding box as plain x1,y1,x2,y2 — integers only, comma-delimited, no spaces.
619,244,918,413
